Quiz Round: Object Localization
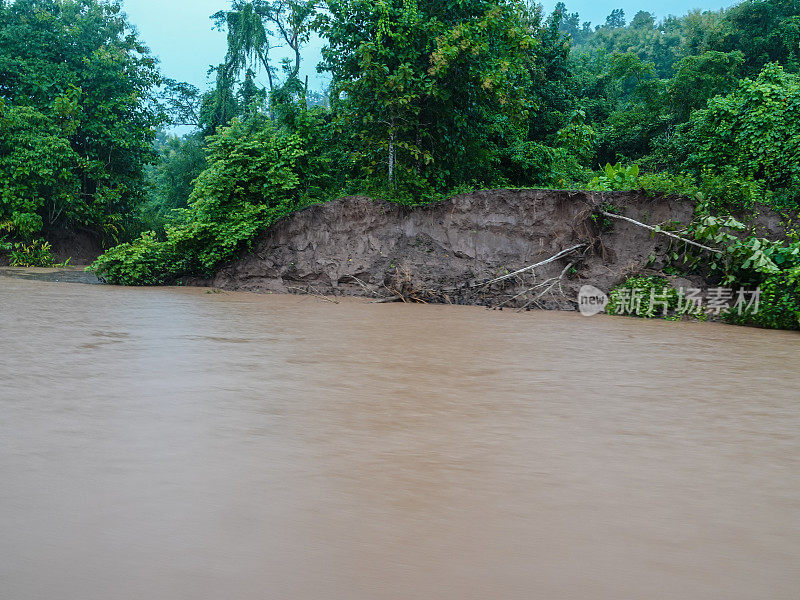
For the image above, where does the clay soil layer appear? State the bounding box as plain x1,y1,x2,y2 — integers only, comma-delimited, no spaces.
202,190,712,309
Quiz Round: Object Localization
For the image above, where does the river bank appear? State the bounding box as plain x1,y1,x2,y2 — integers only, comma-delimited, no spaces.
3,189,789,314
191,190,786,310
0,266,100,284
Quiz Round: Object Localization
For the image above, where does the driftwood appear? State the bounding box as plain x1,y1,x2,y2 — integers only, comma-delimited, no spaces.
598,210,722,254
371,295,403,304
287,286,341,304
516,261,576,312
477,244,587,288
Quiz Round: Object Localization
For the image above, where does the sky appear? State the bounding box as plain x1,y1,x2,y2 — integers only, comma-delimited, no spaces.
119,0,738,93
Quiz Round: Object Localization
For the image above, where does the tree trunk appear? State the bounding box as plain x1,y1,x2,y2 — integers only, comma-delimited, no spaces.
388,122,396,187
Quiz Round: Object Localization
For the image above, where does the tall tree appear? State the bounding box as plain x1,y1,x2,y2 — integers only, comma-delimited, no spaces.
0,0,162,243
210,0,318,128
320,0,560,190
604,8,626,29
213,1,275,91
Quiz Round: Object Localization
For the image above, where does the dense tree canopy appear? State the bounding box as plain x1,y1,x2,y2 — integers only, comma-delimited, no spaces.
320,0,551,190
0,0,162,243
671,64,800,206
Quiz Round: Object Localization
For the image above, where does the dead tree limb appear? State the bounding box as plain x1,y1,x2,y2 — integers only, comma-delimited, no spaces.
347,275,377,296
288,286,340,304
477,244,587,288
516,261,576,313
598,210,722,254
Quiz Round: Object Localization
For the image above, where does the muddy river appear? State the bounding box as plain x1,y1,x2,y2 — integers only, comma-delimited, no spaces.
1,272,799,599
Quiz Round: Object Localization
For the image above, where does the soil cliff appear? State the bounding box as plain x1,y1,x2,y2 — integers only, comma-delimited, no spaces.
202,189,718,309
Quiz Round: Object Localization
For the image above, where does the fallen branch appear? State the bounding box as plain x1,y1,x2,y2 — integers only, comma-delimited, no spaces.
371,295,403,304
287,286,340,304
516,261,575,313
347,275,377,296
496,275,560,309
477,244,587,288
598,210,722,254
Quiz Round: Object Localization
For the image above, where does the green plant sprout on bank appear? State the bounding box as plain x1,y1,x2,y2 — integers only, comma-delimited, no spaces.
6,239,69,268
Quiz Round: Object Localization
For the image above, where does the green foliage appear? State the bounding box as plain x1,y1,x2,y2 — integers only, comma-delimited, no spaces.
695,170,772,212
668,51,744,121
320,0,573,193
205,1,319,133
690,211,800,329
670,64,800,209
706,0,800,76
91,116,307,284
602,208,800,330
0,101,79,237
8,240,58,267
636,171,699,196
140,132,208,232
587,163,640,190
555,109,595,162
724,271,800,330
0,0,163,244
605,276,681,317
577,10,690,78
691,213,789,284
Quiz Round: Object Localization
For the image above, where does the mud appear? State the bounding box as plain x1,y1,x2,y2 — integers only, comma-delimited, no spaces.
48,229,104,265
204,190,705,308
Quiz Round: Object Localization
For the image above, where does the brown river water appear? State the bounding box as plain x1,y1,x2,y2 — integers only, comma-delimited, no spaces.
1,271,800,599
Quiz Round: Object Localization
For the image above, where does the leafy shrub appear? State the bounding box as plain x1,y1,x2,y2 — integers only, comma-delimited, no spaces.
89,231,175,285
669,63,800,210
9,240,57,267
690,213,791,284
587,162,640,191
694,169,773,213
690,211,800,329
91,116,307,285
606,276,680,318
637,171,698,197
723,271,800,330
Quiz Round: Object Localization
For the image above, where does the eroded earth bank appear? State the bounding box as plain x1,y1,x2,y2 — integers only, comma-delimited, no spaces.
199,189,782,309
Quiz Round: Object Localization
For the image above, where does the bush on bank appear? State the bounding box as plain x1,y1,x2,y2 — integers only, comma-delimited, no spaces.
91,117,307,285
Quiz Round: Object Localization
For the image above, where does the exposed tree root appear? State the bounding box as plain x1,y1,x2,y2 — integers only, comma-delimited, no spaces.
347,275,378,296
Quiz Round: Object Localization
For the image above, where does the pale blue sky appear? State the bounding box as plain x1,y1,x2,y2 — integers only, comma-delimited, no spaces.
120,0,737,92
